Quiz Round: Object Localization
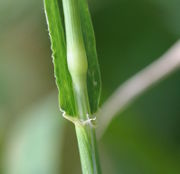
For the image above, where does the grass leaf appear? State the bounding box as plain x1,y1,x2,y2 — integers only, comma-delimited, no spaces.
79,0,101,114
44,0,76,116
44,0,101,116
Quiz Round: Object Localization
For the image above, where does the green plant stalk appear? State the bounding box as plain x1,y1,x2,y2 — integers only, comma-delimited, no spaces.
74,80,101,174
62,0,101,173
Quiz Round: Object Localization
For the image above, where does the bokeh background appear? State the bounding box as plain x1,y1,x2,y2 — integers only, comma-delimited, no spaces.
0,0,180,173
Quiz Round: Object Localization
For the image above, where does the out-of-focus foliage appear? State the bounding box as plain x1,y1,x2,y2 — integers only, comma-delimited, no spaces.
2,93,64,174
0,0,180,174
93,0,180,174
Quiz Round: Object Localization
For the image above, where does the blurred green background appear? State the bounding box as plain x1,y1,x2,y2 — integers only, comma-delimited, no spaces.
0,0,180,173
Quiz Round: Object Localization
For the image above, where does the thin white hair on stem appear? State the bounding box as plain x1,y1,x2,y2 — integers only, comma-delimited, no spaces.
97,40,180,139
60,108,96,127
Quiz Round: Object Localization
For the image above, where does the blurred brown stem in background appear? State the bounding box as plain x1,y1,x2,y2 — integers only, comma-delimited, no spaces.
97,40,180,138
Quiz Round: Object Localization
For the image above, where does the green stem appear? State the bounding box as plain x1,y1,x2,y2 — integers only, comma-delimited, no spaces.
62,0,101,173
75,125,101,174
74,78,101,174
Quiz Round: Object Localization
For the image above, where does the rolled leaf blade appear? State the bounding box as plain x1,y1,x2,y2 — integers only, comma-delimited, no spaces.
44,0,76,116
79,0,102,114
44,0,101,116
